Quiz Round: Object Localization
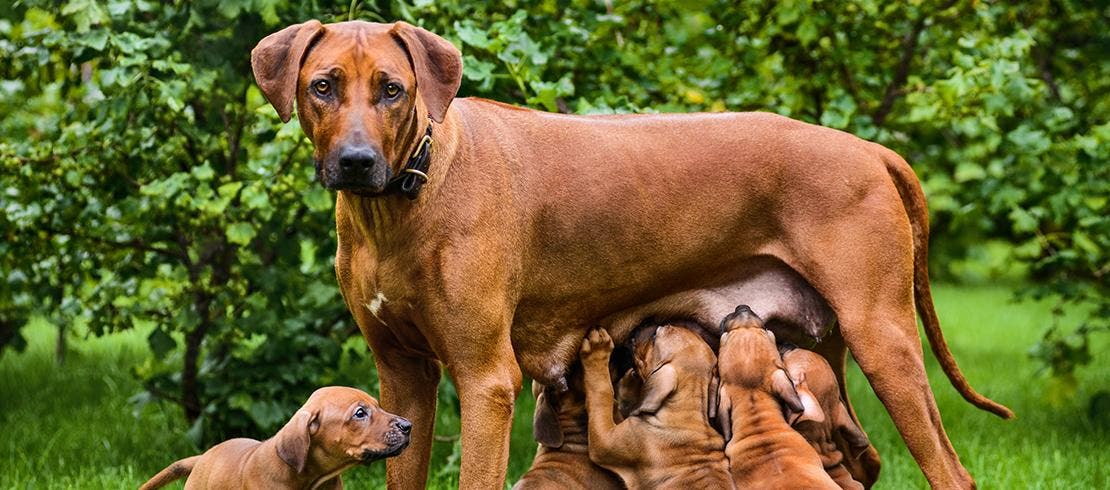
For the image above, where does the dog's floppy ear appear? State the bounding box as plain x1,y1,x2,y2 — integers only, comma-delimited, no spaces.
707,366,720,421
631,364,676,416
276,409,320,473
390,21,462,123
251,20,324,123
716,382,733,442
791,379,826,426
833,399,871,451
771,368,805,419
616,368,643,419
532,382,564,448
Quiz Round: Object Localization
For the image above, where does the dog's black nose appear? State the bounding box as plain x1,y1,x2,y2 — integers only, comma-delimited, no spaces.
733,305,754,316
395,417,412,434
337,147,380,171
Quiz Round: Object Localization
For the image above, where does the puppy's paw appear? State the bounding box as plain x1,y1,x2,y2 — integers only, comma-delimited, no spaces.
579,328,614,363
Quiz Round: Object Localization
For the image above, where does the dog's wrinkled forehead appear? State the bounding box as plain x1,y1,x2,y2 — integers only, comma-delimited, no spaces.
302,22,412,80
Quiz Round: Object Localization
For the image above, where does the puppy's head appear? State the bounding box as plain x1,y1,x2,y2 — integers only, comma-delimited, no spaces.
275,386,411,474
718,305,804,417
631,324,715,377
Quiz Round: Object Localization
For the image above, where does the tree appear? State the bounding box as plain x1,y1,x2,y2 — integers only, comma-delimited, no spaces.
1,0,1105,444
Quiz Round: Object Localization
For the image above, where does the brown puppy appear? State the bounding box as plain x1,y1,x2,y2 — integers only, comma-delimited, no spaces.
141,387,410,490
782,346,876,489
717,306,838,489
514,365,624,490
252,20,1009,489
579,326,731,489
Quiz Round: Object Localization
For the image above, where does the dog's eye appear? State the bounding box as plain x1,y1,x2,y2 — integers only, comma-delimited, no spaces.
383,82,402,99
312,79,331,97
353,407,368,420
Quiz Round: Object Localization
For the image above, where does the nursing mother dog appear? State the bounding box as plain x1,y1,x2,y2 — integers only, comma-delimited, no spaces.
251,20,1011,489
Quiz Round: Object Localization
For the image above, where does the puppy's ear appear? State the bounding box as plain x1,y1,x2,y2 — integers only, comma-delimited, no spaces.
833,400,871,451
532,383,564,448
276,409,319,473
390,22,462,123
631,364,676,416
707,367,720,421
616,368,643,419
716,384,733,442
771,369,804,419
251,20,325,123
791,381,826,426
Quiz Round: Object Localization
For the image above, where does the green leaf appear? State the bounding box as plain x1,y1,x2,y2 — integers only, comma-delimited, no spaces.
147,329,176,359
225,222,257,245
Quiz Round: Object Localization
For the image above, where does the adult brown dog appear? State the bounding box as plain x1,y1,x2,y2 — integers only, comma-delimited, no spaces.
782,345,875,490
140,387,411,489
513,366,624,490
580,326,731,488
716,306,837,489
251,19,1011,489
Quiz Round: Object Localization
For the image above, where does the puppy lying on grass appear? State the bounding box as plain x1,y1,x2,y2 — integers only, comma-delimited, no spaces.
141,386,410,490
716,306,838,489
579,325,731,488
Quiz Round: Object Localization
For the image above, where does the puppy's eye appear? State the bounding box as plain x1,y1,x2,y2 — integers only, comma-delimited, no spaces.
312,80,331,97
353,407,368,420
383,82,402,99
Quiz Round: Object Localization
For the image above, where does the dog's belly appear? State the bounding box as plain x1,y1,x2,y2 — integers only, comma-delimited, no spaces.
511,257,836,385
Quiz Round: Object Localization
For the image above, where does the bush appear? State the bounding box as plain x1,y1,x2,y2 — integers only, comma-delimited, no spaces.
1,0,1105,441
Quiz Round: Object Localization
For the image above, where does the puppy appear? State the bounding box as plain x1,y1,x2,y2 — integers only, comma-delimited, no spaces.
579,325,731,489
716,306,837,489
514,364,625,489
141,386,410,490
781,345,875,490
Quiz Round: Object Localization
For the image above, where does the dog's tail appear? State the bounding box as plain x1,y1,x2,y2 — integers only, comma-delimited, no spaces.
880,146,1014,419
139,455,200,490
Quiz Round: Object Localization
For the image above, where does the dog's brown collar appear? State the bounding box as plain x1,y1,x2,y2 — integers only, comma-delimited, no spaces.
382,124,433,200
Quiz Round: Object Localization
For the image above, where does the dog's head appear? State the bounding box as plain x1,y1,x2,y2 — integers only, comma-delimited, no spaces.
275,386,411,475
780,346,873,461
251,21,462,194
626,324,717,416
718,305,804,417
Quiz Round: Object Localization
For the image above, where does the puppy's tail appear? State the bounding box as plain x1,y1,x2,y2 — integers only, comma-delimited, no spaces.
139,455,200,490
880,147,1014,419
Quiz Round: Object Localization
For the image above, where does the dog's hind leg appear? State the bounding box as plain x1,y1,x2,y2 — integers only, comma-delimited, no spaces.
777,206,975,488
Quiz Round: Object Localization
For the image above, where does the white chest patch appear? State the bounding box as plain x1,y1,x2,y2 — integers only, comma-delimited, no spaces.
363,292,389,325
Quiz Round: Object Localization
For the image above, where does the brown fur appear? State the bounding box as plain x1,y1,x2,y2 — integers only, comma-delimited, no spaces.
140,387,410,490
251,20,1010,489
579,326,731,489
716,307,837,489
782,346,875,489
514,367,624,490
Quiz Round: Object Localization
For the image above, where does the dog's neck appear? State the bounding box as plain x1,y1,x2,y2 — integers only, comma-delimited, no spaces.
337,110,462,249
727,387,800,445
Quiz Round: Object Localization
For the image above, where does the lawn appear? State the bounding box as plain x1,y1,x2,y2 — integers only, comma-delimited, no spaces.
0,284,1106,489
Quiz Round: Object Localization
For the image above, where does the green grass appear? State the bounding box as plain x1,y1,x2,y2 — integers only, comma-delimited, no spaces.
1,285,1106,488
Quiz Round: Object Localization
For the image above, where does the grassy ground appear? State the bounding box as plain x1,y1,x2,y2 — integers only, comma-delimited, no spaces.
0,284,1106,488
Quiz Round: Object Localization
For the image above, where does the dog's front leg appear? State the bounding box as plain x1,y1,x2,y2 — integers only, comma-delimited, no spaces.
373,346,441,490
447,334,523,489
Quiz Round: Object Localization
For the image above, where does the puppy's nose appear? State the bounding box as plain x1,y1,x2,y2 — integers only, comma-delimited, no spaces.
337,147,381,172
394,417,412,434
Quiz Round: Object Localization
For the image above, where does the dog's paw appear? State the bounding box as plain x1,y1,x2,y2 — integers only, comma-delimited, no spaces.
579,328,614,362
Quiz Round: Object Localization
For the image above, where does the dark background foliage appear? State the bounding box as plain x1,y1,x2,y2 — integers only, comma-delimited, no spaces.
1,0,1106,444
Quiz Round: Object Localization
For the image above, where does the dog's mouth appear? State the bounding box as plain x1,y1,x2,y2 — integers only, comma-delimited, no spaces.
359,438,410,463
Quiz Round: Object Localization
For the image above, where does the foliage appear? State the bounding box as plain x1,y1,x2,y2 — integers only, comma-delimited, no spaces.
0,1,362,444
1,0,1106,444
